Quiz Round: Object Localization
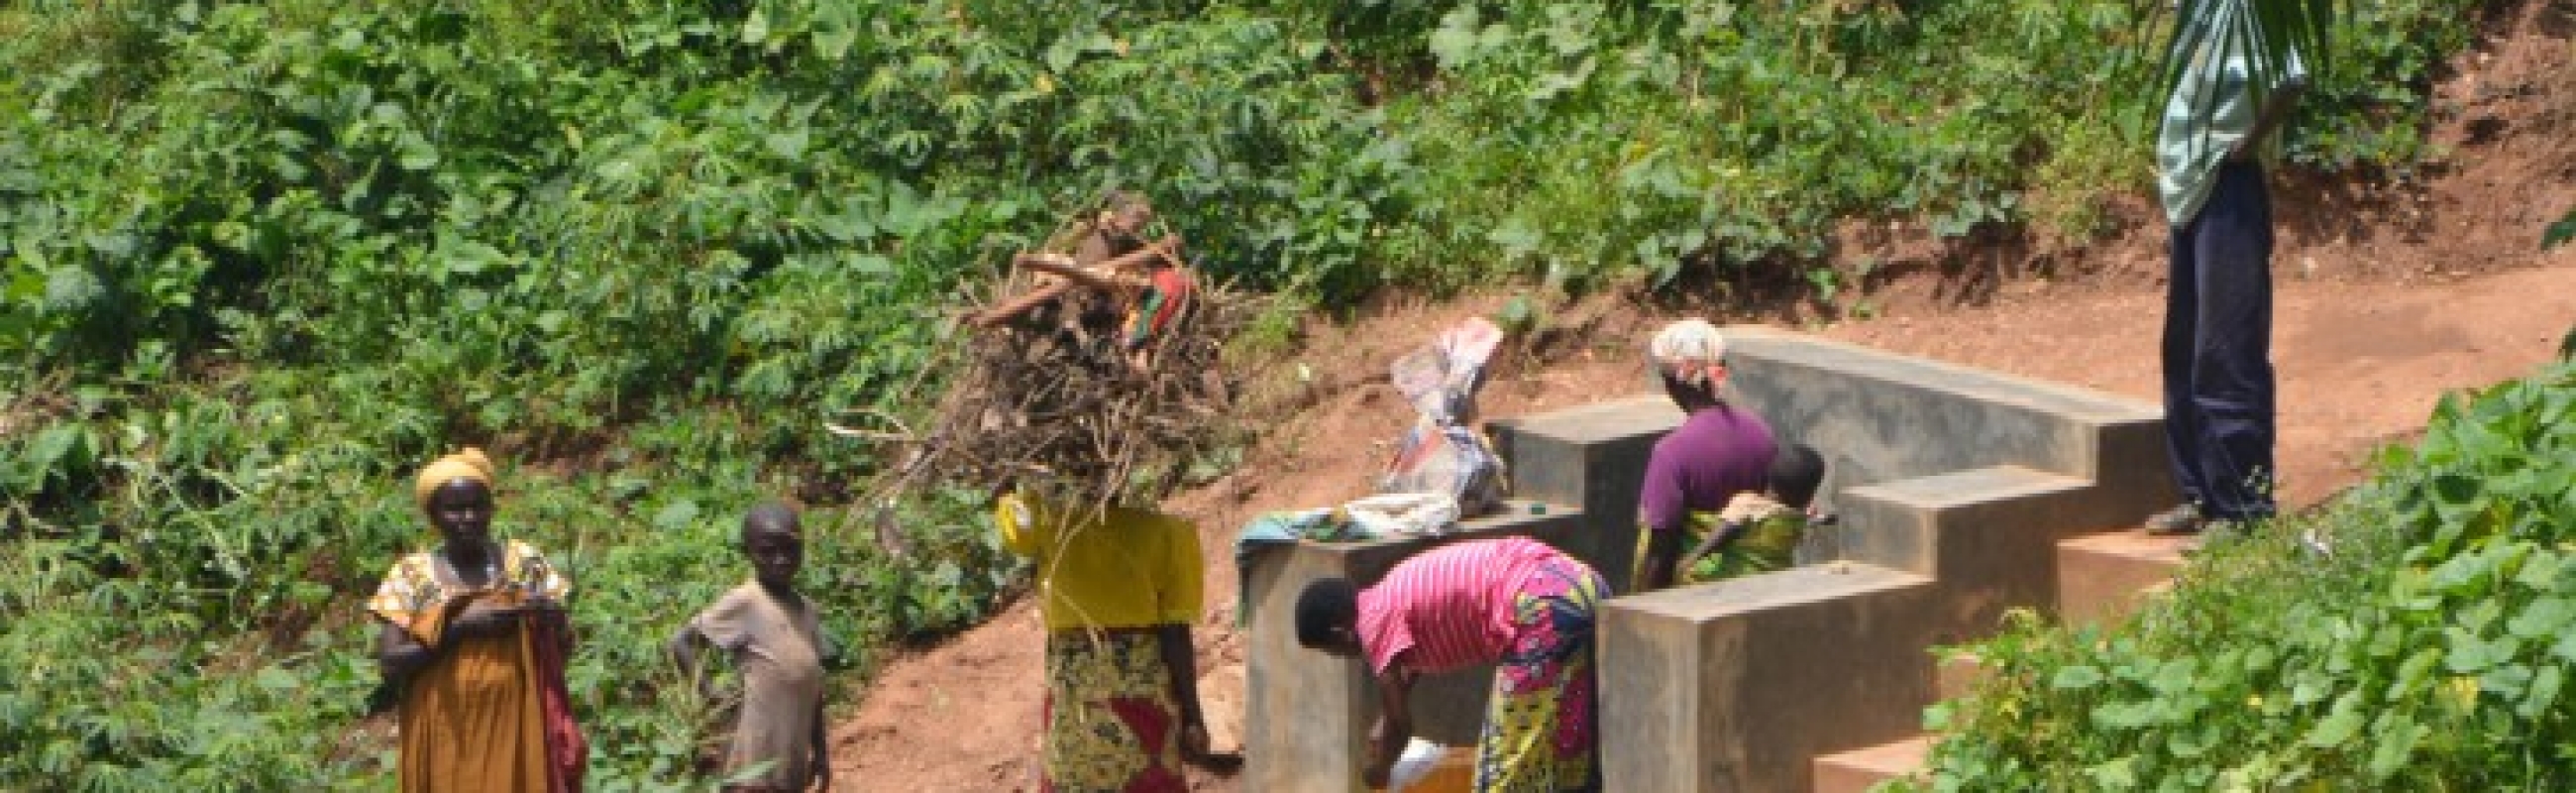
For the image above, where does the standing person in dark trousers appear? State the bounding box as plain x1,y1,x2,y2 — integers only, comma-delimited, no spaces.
2146,0,2308,537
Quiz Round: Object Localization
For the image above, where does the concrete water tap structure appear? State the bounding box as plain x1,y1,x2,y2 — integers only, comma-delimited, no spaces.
1239,328,2178,791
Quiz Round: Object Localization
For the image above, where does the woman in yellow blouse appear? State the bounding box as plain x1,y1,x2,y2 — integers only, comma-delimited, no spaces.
370,449,585,792
995,490,1230,791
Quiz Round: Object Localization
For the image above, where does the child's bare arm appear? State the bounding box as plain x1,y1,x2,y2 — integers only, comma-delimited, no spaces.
1364,665,1417,789
667,625,699,672
667,624,718,701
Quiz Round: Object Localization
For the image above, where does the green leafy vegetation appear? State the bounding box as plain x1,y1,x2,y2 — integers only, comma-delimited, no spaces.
0,0,2486,786
2546,207,2576,250
1908,359,2576,790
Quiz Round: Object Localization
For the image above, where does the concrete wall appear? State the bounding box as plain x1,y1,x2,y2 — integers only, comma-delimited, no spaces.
1239,327,2177,792
1597,329,2178,792
1720,326,2170,518
1487,396,1679,594
1599,564,1940,790
1599,465,2130,790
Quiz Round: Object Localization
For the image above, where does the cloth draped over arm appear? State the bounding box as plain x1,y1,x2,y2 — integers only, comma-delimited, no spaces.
366,540,576,793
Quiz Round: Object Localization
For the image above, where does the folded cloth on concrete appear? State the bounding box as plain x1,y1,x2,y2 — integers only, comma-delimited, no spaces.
1342,493,1461,538
1235,509,1355,628
1232,494,1473,626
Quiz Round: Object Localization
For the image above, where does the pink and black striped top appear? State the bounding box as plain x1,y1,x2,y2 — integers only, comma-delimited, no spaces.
1354,537,1558,675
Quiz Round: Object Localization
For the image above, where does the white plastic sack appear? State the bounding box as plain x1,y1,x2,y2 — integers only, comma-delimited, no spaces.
1385,737,1448,792
1339,493,1460,537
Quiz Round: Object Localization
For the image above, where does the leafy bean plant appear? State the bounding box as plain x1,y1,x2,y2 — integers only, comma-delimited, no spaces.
1907,359,2576,790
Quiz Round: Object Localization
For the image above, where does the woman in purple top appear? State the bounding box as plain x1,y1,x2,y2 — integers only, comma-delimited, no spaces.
1632,320,1777,591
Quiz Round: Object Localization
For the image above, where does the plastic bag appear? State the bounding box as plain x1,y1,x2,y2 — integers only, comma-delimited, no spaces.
1388,319,1503,425
1380,318,1510,515
1379,422,1506,516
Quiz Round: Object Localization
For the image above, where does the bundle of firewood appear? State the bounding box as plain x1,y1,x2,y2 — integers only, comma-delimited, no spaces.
851,229,1261,512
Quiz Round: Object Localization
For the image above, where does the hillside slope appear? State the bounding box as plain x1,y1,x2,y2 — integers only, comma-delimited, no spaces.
830,3,2576,787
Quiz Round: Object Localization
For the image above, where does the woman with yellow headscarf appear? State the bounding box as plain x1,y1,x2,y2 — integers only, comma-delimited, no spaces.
370,448,586,792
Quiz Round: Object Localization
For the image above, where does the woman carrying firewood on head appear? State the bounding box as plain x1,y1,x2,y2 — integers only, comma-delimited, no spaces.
939,189,1239,788
994,484,1237,791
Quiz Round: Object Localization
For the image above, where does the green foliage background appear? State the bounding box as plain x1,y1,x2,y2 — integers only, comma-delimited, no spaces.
0,0,2481,787
1910,358,2576,790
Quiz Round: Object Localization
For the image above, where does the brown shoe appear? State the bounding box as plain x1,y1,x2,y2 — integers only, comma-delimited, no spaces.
2143,504,2205,535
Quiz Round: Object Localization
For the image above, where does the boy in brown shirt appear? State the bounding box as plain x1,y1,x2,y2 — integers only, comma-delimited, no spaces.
672,503,831,791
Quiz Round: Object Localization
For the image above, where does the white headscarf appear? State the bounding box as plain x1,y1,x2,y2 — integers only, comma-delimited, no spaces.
1648,319,1728,392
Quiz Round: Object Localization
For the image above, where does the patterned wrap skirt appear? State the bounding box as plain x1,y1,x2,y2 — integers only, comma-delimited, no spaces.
1680,511,1807,586
1476,556,1606,792
1041,630,1187,793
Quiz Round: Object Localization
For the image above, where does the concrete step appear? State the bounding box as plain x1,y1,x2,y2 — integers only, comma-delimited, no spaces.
1811,735,1932,793
2056,531,2193,625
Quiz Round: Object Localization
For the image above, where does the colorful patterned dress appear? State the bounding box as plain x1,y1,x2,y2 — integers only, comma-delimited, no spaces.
368,539,579,793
